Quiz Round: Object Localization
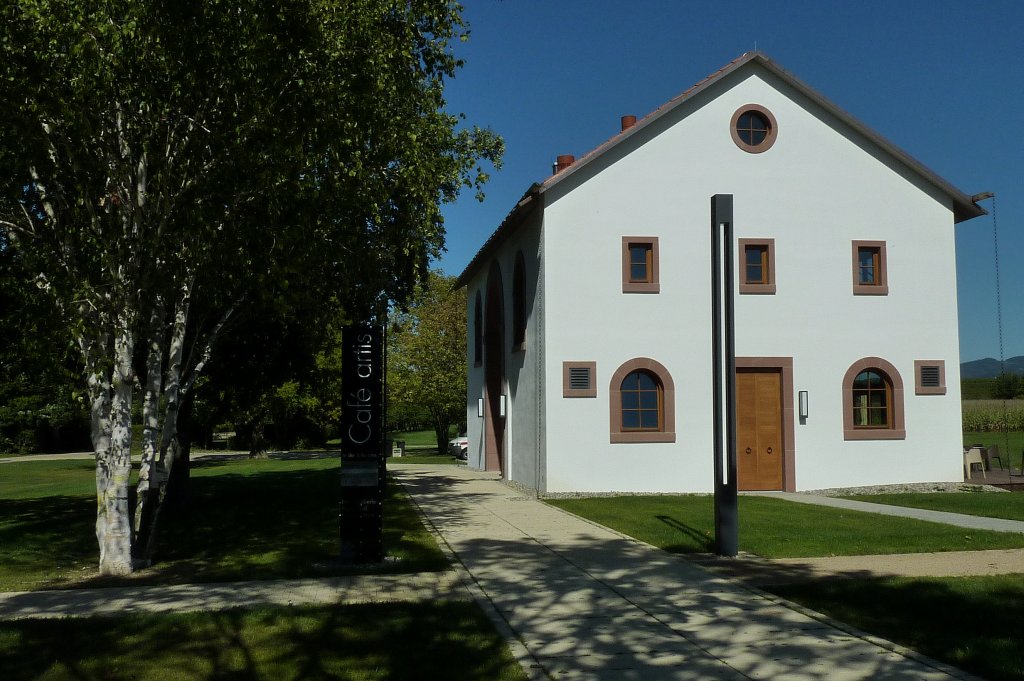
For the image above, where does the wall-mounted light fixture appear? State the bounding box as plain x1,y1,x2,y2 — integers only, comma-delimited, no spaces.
499,395,507,418
477,398,484,418
798,391,809,420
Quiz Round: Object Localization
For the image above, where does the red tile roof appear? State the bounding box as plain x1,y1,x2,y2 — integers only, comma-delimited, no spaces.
456,52,986,288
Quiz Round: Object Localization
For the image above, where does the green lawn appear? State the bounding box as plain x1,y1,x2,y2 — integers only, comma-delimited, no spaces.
771,575,1024,681
390,452,465,465
0,602,527,681
842,491,1024,522
0,456,448,592
388,428,447,450
0,454,528,680
546,495,1024,558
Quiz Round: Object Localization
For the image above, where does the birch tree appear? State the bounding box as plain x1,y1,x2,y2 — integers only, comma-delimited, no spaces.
0,0,501,575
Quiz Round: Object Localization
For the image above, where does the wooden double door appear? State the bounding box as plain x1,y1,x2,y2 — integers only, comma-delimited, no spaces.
737,369,784,491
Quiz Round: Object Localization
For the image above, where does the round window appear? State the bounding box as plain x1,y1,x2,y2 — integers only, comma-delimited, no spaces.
730,105,777,153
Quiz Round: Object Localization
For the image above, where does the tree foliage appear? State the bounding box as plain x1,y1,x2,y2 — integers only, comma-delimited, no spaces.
388,271,467,454
0,0,501,574
992,373,1023,400
0,231,88,454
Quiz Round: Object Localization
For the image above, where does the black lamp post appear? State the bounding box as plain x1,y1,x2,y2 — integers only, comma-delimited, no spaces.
711,194,738,557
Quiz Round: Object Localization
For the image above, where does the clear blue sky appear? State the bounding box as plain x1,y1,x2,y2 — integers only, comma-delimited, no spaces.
435,0,1023,364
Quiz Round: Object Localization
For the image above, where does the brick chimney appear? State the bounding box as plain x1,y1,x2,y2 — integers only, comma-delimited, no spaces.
620,115,637,131
553,154,575,174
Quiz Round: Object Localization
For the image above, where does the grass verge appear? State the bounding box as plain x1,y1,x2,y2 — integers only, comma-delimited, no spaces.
770,575,1024,681
389,451,465,465
841,492,1024,522
0,456,448,592
546,495,1024,558
0,601,527,681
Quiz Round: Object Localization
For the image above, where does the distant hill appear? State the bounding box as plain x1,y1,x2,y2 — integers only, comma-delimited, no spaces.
960,356,1024,379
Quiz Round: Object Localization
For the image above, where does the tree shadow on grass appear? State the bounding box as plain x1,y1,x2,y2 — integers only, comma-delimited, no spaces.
127,468,448,585
769,575,1024,681
0,601,525,681
655,514,716,553
0,495,97,590
1,466,447,591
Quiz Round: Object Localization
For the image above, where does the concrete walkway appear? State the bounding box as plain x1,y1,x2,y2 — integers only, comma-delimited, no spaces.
1,462,1014,678
758,491,1024,534
394,465,984,680
0,572,467,620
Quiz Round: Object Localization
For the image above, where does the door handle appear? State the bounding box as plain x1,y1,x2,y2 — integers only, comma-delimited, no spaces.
745,447,752,454
766,447,773,455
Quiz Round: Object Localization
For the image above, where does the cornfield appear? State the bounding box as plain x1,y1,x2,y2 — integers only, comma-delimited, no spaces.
962,400,1024,432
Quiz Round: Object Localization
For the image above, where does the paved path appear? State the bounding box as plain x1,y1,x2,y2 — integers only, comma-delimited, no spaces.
758,491,1024,534
688,547,1024,586
0,572,466,620
2,461,1017,678
394,465,984,681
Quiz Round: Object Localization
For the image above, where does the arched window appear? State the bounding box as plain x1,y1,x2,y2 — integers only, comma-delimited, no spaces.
852,370,890,428
620,371,662,431
512,252,526,351
842,358,905,440
609,358,675,443
473,291,483,366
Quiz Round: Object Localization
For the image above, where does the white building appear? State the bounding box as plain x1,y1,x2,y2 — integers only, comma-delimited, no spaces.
455,52,985,494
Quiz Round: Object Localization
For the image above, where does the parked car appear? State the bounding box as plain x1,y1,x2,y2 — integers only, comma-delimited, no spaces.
448,434,468,459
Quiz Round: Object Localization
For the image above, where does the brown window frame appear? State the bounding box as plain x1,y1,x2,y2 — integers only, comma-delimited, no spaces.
609,358,675,443
842,357,905,440
852,240,888,295
562,361,597,398
739,238,776,294
730,104,778,154
914,360,947,395
621,237,660,293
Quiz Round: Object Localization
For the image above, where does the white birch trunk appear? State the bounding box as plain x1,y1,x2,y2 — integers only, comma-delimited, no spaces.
133,298,166,558
141,282,190,561
159,282,190,468
97,306,136,575
83,334,113,562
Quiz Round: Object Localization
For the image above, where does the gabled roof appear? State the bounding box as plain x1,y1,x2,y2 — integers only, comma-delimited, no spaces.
456,51,987,289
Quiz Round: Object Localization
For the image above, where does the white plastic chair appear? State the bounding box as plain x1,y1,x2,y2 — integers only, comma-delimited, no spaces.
963,447,986,480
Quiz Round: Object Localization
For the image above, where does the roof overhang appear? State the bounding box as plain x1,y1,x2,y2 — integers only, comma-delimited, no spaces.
455,52,988,288
455,184,541,289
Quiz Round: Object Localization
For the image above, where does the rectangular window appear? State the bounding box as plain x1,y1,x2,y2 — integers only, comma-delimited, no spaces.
915,360,946,395
562,361,597,398
629,244,652,283
746,246,767,282
621,237,659,293
852,240,888,295
858,248,879,284
738,238,776,294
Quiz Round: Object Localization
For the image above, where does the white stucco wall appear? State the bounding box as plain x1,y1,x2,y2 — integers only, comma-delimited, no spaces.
464,213,544,487
537,63,965,492
465,281,486,471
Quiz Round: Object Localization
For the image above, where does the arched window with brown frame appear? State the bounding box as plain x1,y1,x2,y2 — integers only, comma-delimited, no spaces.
609,358,675,443
842,357,905,440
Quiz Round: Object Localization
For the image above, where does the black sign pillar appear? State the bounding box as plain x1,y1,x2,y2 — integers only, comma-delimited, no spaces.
339,323,386,563
711,194,738,557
